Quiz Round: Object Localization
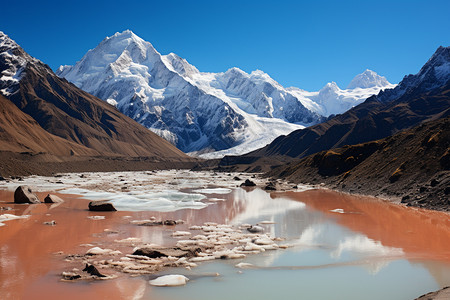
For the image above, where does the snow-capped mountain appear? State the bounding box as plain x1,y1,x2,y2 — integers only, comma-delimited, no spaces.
0,31,188,159
0,31,34,96
57,30,395,157
378,46,450,102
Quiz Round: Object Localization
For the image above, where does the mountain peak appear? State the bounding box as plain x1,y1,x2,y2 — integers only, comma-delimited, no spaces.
378,46,449,102
107,30,143,43
421,45,450,78
0,32,35,96
0,31,18,49
346,69,391,89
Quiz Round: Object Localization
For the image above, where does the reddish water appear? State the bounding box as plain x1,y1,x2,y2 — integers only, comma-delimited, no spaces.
0,188,449,300
281,190,450,262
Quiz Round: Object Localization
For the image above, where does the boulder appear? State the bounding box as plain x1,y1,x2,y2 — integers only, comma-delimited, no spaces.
14,186,40,204
240,179,256,187
133,246,201,258
44,194,64,203
88,201,117,211
163,220,176,225
247,225,264,233
264,182,277,191
83,264,106,277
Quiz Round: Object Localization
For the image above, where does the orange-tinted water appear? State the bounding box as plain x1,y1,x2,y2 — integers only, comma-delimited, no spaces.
1,188,449,299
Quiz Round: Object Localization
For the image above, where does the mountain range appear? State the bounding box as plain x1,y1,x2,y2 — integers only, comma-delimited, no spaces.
229,46,449,162
0,31,191,176
56,30,395,157
218,46,449,210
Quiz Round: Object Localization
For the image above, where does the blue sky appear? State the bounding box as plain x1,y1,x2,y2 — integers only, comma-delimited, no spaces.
1,0,449,90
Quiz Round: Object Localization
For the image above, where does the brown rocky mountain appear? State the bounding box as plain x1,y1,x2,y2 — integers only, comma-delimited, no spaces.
268,116,450,211
0,94,95,156
0,32,192,176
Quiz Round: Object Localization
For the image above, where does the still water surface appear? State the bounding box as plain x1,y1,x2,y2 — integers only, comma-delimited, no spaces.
148,188,450,300
0,172,449,300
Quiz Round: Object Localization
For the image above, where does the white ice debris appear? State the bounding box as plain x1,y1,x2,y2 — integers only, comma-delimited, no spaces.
235,262,254,269
330,209,345,214
86,247,122,256
172,231,192,237
87,216,105,220
114,237,142,244
0,213,30,227
149,274,189,286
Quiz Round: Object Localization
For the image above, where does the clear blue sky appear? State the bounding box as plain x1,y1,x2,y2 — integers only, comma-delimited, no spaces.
1,0,449,90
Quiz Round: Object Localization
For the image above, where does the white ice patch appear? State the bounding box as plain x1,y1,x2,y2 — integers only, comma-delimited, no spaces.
0,213,30,227
149,274,189,286
193,188,232,194
60,188,208,212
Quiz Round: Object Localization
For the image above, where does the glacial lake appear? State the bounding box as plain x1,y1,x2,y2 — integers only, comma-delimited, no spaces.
0,171,449,300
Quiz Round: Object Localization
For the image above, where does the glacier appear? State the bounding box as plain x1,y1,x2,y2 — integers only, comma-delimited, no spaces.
56,30,396,157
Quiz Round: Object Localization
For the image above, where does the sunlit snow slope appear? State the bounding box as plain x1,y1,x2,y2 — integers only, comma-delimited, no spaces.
57,30,395,158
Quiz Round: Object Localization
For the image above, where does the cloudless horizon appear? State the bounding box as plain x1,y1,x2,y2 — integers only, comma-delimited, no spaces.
1,0,449,90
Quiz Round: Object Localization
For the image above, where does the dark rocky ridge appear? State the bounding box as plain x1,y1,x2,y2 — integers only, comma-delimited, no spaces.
268,117,450,211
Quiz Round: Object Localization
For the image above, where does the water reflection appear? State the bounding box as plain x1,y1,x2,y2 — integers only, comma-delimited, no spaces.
1,181,450,300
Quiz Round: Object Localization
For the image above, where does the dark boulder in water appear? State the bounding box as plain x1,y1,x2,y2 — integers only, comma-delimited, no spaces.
240,179,256,187
88,201,117,211
14,186,40,204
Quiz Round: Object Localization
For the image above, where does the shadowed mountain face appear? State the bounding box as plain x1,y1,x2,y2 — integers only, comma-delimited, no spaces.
0,32,187,160
0,94,96,156
245,47,450,160
269,116,450,211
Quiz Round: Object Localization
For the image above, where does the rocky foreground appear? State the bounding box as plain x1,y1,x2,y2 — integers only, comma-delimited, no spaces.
60,220,285,282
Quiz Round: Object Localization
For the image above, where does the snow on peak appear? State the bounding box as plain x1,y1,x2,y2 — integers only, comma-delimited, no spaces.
162,52,199,77
0,32,31,96
347,69,392,89
378,46,449,102
0,31,19,49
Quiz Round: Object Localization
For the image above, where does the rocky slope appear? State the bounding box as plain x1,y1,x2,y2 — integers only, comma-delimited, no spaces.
57,30,394,157
242,46,450,160
268,116,450,211
0,31,192,176
0,94,95,156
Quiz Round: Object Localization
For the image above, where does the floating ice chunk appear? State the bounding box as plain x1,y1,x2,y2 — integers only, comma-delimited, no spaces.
235,262,254,269
189,225,202,230
0,214,30,226
253,236,275,245
189,256,216,262
115,237,142,244
194,188,232,194
258,220,276,224
86,247,121,255
244,242,265,252
149,275,189,287
87,216,105,220
208,198,225,202
172,231,191,237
